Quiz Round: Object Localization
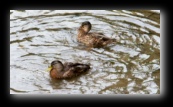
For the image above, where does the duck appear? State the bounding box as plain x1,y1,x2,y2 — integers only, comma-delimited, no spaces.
49,60,90,79
77,21,116,48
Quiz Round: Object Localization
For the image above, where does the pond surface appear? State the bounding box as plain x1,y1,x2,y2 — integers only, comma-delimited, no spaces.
10,10,160,94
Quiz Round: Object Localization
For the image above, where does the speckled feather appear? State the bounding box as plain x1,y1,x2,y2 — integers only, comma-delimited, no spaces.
77,21,116,48
50,60,90,79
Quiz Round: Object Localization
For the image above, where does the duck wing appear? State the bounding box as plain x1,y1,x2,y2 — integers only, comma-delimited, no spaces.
89,32,115,41
88,33,116,47
62,63,90,78
64,62,90,73
73,63,90,73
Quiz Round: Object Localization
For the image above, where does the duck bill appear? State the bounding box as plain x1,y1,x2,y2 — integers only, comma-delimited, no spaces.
46,66,52,72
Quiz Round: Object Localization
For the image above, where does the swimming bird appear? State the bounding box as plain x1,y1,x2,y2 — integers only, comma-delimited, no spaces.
49,60,90,79
77,21,116,48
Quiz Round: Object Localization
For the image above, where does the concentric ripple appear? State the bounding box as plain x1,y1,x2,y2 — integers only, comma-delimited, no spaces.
10,10,160,94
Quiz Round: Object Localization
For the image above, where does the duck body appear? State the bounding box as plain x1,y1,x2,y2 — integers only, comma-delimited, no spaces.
50,60,90,79
77,21,116,48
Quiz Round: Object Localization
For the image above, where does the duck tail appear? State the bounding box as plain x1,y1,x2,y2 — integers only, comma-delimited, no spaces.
111,38,116,42
80,64,90,71
102,38,116,46
85,64,91,70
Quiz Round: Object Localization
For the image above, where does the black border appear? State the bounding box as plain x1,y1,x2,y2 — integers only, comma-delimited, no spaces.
4,2,169,104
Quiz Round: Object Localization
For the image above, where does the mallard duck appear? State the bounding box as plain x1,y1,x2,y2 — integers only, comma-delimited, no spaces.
49,60,90,79
77,21,116,48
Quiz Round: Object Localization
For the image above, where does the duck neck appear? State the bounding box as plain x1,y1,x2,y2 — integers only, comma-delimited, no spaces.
77,28,88,37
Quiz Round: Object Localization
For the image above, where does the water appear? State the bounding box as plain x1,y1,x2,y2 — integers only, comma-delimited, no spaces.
10,10,160,94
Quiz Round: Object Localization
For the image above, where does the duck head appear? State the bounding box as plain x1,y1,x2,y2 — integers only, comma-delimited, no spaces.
51,60,64,72
79,21,92,33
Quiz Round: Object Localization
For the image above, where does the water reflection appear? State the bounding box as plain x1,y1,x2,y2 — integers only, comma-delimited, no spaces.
10,10,160,94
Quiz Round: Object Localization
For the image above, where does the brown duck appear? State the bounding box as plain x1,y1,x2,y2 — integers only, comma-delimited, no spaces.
77,21,116,48
49,60,90,79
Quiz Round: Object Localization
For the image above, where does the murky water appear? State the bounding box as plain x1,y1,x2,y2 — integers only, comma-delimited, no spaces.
10,10,160,94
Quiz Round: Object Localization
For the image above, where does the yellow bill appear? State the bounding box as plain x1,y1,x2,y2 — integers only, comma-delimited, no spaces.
46,66,52,72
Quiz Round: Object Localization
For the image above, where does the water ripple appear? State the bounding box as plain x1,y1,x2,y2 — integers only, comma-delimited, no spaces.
10,10,160,94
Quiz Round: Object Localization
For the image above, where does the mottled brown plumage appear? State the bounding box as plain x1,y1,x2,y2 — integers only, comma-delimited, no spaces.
77,21,116,48
50,60,90,79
